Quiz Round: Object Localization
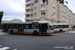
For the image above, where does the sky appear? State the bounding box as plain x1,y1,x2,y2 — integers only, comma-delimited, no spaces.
0,0,75,22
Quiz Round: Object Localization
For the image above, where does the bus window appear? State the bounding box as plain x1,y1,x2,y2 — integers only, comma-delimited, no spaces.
4,24,8,29
9,24,18,29
32,24,39,29
23,24,29,29
65,25,69,28
53,25,58,28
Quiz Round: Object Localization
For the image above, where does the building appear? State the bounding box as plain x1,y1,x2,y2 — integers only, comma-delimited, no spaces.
2,21,10,23
10,19,23,22
25,0,75,27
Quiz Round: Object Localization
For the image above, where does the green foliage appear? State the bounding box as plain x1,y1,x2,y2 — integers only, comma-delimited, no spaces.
59,0,68,4
0,11,3,29
0,11,3,21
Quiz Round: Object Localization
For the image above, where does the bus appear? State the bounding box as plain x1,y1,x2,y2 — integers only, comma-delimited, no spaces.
2,21,54,35
53,23,70,32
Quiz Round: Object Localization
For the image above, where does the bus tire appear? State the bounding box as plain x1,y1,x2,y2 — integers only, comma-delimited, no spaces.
59,29,62,32
33,31,38,35
10,30,13,34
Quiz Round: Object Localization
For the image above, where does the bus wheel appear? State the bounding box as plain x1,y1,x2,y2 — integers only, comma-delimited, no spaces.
10,31,13,34
33,31,38,35
59,29,62,32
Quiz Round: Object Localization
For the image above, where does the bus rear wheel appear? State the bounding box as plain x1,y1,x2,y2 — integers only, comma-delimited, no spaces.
33,31,38,35
10,31,13,34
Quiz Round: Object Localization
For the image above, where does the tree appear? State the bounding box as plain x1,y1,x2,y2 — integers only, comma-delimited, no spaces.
0,11,3,29
58,0,68,4
42,0,68,5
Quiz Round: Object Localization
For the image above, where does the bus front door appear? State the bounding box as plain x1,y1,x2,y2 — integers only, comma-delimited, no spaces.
18,25,24,34
39,24,47,34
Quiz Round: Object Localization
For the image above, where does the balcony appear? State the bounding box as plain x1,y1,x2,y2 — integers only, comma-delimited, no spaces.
26,1,33,5
25,17,30,20
41,15,45,17
26,6,30,9
25,11,30,14
40,8,45,10
40,2,46,5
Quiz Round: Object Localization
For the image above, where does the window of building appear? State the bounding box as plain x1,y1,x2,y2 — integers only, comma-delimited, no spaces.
30,14,33,17
53,14,55,18
34,0,38,4
30,20,33,21
34,13,36,15
26,15,29,18
34,19,36,21
34,7,36,9
41,5,45,10
53,19,55,23
41,12,45,16
53,3,55,7
30,3,33,6
30,9,33,11
53,8,55,12
41,18,45,21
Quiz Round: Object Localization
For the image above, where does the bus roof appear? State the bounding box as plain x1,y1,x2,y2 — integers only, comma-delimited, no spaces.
52,23,69,25
2,21,52,24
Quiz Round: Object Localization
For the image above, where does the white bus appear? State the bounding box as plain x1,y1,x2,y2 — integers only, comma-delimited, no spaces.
2,21,54,35
53,23,70,32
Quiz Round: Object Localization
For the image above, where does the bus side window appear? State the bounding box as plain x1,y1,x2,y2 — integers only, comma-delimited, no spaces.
32,24,39,29
24,24,29,29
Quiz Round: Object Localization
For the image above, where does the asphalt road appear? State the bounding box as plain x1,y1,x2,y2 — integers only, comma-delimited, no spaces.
0,31,75,50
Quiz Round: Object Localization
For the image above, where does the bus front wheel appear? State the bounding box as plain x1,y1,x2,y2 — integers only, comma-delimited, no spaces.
33,31,38,35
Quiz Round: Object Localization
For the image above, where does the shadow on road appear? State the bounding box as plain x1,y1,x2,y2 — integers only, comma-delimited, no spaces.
9,34,53,37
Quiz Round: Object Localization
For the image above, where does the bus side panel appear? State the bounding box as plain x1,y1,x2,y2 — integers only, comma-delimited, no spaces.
54,28,69,32
62,28,70,32
24,29,39,34
47,30,54,34
9,29,18,34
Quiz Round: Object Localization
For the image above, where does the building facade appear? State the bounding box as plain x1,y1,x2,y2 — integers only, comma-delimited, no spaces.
25,0,75,27
10,19,23,22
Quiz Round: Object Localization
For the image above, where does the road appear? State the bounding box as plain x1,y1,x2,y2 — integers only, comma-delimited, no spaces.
0,30,75,50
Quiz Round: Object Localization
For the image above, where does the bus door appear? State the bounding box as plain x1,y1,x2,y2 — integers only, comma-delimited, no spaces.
4,24,8,32
18,24,24,33
39,24,47,34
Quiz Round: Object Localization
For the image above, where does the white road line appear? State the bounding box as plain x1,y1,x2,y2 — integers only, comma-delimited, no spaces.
0,47,10,50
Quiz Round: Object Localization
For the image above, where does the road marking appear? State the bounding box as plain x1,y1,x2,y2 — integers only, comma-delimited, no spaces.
0,47,10,50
